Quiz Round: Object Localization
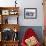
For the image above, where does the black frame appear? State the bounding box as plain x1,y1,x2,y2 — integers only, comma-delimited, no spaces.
24,8,37,19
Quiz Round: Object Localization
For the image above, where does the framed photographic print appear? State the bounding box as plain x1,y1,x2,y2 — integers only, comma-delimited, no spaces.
2,10,9,15
24,8,37,19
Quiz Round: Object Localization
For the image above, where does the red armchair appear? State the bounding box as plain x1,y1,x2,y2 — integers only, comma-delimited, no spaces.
21,28,41,46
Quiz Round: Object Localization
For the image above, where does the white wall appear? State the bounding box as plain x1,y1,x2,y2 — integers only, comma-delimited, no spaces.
18,0,43,26
0,0,43,26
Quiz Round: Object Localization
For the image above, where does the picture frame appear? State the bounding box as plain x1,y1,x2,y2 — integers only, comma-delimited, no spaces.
9,10,18,15
2,10,9,15
24,8,37,19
